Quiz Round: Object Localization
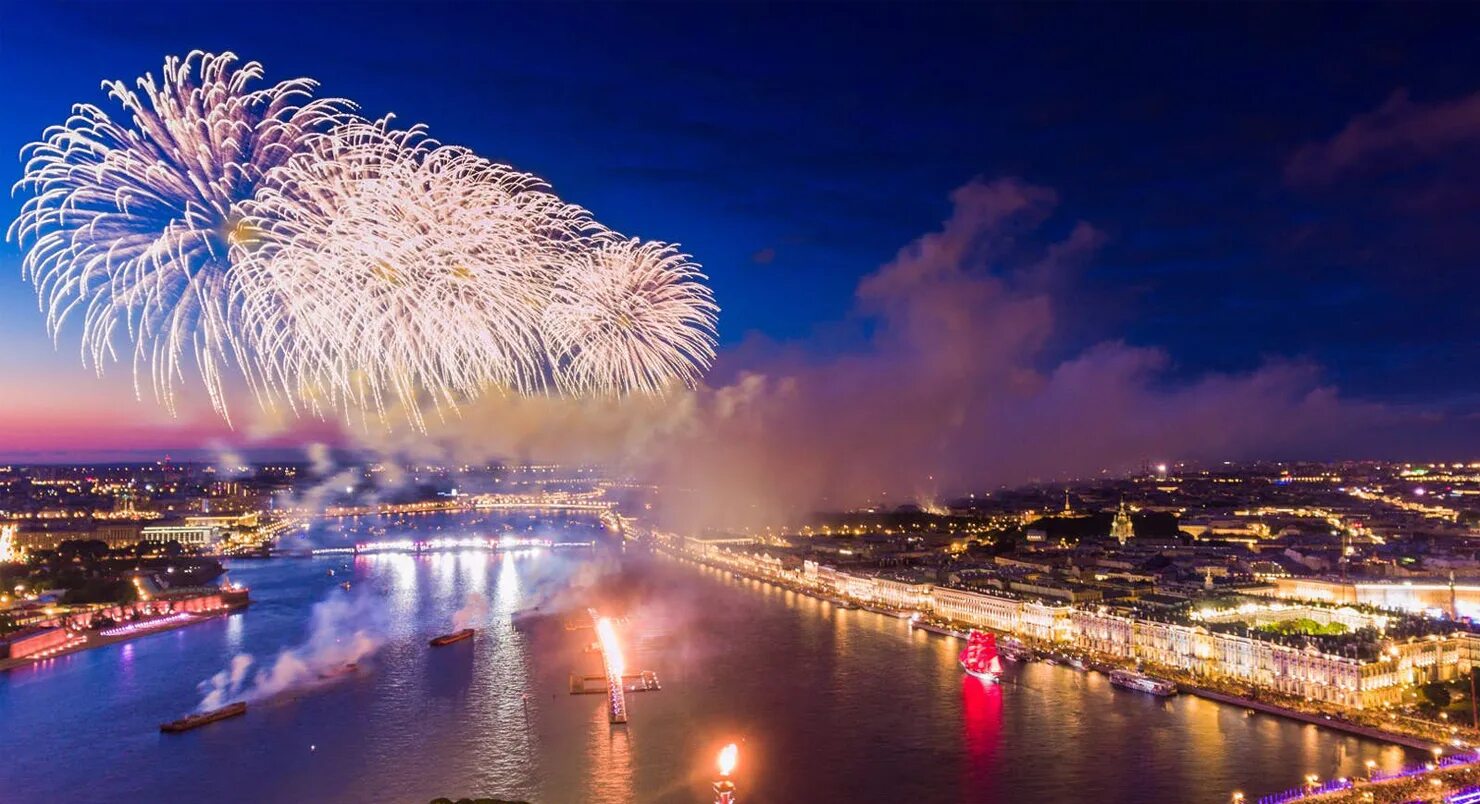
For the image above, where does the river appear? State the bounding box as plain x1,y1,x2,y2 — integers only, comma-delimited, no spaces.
0,512,1416,803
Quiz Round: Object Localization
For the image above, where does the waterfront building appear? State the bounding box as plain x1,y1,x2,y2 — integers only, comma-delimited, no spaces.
140,523,221,547
819,557,1479,709
1261,577,1480,620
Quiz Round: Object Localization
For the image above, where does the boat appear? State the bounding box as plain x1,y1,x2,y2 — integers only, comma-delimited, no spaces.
1000,638,1034,662
1067,657,1089,672
909,620,967,639
429,628,475,647
317,662,359,680
958,630,1003,683
160,702,247,733
1108,669,1177,697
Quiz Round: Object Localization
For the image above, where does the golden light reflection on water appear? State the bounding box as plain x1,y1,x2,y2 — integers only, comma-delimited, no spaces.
584,691,637,803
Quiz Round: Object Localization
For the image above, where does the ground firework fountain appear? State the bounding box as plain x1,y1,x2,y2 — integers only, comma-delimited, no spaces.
713,743,738,804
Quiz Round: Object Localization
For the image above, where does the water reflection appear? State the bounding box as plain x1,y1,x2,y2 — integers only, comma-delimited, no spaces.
962,677,1003,788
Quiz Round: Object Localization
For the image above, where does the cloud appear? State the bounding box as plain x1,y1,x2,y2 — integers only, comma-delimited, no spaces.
359,177,1395,530
1287,89,1480,184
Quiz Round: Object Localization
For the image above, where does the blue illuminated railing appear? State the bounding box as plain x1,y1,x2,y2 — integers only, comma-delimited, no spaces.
1257,778,1352,804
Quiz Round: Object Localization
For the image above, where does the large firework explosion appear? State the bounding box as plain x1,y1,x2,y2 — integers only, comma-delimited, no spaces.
544,236,718,396
7,51,351,422
233,118,598,428
8,51,718,428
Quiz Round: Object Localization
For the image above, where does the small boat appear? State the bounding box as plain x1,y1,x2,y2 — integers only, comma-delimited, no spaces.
429,628,475,647
317,662,359,680
909,620,967,639
1000,639,1034,662
1068,657,1089,672
160,702,247,733
958,630,1003,683
1109,669,1177,697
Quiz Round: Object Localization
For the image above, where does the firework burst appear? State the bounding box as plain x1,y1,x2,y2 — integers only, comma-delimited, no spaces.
7,50,350,421
233,118,598,427
11,52,719,428
543,236,718,396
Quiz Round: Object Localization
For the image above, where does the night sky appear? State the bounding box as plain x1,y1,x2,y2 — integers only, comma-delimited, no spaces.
2,2,1478,461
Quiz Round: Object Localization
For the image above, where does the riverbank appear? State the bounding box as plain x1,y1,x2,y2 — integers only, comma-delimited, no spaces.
1185,685,1444,752
0,599,248,673
661,545,1449,756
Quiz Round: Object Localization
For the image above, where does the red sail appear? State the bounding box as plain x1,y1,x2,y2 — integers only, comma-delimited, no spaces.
959,630,999,675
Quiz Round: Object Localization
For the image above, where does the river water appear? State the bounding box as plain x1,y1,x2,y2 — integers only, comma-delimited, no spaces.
0,512,1416,803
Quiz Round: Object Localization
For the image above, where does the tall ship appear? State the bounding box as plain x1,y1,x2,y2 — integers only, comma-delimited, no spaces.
958,630,1003,683
1108,669,1177,697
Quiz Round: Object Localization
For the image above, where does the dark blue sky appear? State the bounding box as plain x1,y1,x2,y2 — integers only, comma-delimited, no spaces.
2,1,1479,454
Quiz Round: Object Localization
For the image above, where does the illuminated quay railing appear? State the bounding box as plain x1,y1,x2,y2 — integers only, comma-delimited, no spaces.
100,611,198,637
25,634,88,660
1370,750,1479,783
1256,777,1352,804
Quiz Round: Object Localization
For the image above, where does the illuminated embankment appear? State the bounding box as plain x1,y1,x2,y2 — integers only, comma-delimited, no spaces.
310,538,595,556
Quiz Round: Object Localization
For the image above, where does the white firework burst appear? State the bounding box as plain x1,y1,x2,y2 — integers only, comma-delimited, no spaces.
543,235,718,396
233,117,598,428
6,50,350,421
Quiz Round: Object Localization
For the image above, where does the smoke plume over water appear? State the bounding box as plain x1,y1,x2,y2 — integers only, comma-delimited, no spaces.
198,591,386,710
450,592,490,631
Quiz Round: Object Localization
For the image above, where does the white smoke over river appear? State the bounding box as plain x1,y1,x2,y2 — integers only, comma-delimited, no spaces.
198,591,386,710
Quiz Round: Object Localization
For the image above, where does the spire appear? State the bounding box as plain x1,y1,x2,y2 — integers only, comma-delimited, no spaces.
1110,497,1135,546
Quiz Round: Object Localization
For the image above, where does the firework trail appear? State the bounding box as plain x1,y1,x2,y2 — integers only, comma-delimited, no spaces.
7,51,351,422
9,51,719,427
544,236,718,396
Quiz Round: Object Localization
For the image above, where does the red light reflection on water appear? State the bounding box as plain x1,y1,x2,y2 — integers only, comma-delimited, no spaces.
961,675,1003,788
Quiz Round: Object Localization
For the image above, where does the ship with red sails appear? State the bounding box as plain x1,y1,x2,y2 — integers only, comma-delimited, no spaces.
958,630,1003,683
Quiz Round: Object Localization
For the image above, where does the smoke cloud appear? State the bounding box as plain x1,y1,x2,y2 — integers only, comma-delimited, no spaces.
450,592,490,631
360,177,1396,530
197,591,386,710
